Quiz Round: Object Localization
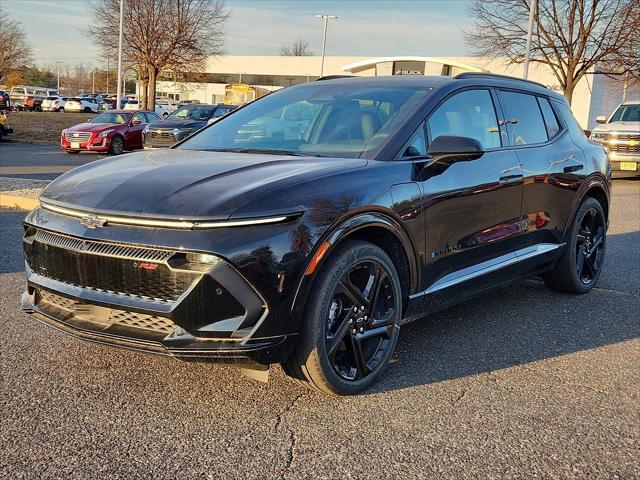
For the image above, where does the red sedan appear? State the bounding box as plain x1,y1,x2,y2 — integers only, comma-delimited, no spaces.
61,110,162,155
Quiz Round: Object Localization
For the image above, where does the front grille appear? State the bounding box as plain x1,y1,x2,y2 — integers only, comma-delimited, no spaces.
608,143,640,153
145,129,177,145
35,230,174,263
27,230,196,303
66,131,91,142
38,289,176,336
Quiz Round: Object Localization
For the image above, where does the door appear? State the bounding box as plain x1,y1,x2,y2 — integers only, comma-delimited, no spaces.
126,112,147,148
419,88,525,294
498,90,586,248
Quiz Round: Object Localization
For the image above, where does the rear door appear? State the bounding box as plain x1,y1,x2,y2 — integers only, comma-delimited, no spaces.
497,90,585,249
419,88,525,295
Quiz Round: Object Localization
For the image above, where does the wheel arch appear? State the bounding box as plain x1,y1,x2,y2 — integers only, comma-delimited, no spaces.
564,173,610,239
290,211,419,326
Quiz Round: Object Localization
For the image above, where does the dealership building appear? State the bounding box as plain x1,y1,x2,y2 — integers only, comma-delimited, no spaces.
156,55,638,130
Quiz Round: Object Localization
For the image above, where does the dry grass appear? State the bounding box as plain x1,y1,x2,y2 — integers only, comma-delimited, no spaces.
4,111,97,144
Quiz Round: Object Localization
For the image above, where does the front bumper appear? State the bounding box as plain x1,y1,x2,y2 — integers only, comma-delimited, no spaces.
21,218,299,365
61,133,111,152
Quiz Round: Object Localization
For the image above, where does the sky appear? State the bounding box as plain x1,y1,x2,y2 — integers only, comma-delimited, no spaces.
3,0,475,67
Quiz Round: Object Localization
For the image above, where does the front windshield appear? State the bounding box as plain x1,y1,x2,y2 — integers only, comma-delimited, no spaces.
90,112,130,124
610,104,640,122
178,83,428,157
170,105,215,121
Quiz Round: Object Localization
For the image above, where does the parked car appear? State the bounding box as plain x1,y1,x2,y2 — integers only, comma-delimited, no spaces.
99,97,117,111
0,110,13,140
64,97,100,113
60,110,161,155
41,96,67,112
142,103,236,148
0,90,10,110
21,74,611,395
590,100,640,177
156,98,179,113
123,100,170,118
9,85,58,111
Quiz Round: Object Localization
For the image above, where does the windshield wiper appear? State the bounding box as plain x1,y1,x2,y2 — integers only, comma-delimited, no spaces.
203,148,313,157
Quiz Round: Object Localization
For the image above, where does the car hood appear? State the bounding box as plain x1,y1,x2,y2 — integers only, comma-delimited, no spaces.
592,121,640,133
149,119,205,130
66,123,119,133
40,149,367,220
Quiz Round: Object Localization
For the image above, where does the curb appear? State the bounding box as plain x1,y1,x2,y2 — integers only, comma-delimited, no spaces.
0,194,39,211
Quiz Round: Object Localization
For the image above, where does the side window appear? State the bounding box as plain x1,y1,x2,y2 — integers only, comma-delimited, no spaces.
538,97,560,139
148,112,161,123
212,108,227,118
427,89,501,149
396,123,427,158
553,101,587,140
132,112,146,124
499,91,548,145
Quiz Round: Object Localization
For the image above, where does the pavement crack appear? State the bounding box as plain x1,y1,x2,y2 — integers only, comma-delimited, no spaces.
274,393,305,479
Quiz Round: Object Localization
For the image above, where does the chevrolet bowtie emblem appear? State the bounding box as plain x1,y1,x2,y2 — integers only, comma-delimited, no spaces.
628,140,638,147
80,215,107,229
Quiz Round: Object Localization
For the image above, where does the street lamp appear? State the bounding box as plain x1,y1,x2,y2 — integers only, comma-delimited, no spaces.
315,14,337,77
116,0,124,108
523,0,537,79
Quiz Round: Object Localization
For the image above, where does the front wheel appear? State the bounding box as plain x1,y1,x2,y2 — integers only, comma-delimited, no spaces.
283,240,402,395
109,135,124,155
543,197,606,293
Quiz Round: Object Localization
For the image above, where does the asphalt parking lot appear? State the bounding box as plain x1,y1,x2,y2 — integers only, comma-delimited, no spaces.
0,153,638,478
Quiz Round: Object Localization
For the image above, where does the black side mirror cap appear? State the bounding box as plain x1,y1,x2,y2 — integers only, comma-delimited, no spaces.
427,135,484,166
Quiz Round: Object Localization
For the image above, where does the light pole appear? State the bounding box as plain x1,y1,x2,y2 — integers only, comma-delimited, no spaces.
116,0,124,108
315,14,337,77
523,0,537,79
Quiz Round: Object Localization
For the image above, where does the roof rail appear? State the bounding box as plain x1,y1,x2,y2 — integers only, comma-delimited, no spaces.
454,72,548,89
315,75,355,81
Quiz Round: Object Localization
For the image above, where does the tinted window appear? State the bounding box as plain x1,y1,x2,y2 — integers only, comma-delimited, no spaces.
147,112,161,122
553,101,587,140
397,123,427,158
538,98,560,138
427,89,501,149
500,91,548,145
132,112,146,124
610,104,640,122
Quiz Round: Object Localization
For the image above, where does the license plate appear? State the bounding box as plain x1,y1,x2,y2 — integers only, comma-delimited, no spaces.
71,142,80,149
620,162,637,171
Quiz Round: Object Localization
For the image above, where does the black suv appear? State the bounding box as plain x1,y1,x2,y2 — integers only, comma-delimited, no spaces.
22,74,610,395
142,103,236,148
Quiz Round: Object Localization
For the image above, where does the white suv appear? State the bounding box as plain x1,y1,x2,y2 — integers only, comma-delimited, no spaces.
64,97,99,113
124,100,169,118
42,96,67,112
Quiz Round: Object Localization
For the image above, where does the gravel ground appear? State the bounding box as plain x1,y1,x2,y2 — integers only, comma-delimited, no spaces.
0,176,48,200
4,111,96,144
0,181,638,479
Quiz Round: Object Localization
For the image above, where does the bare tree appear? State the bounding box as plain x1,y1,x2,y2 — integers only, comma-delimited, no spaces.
86,0,228,109
465,0,640,104
280,39,312,56
0,7,33,82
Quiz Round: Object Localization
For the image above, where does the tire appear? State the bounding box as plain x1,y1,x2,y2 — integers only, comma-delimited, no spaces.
543,197,606,294
283,240,402,395
58,107,64,113
109,135,124,155
84,107,91,113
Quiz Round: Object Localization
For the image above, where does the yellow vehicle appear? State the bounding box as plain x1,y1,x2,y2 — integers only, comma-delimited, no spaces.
0,110,13,140
224,83,269,106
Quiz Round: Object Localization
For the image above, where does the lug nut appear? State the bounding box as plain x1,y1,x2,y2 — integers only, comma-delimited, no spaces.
360,306,365,311
352,329,357,334
359,327,364,333
364,316,368,320
348,318,353,324
353,306,358,312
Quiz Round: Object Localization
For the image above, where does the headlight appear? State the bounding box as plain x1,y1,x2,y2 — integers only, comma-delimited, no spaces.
186,253,221,265
590,131,605,139
172,128,191,136
143,124,150,134
98,129,114,137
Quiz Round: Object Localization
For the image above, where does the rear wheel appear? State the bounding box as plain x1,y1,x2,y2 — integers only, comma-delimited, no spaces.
543,197,606,293
283,240,402,395
84,107,91,113
109,135,124,155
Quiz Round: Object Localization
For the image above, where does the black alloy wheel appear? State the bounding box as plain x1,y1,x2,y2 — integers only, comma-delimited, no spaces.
109,135,124,155
576,206,605,285
543,197,606,293
284,240,402,395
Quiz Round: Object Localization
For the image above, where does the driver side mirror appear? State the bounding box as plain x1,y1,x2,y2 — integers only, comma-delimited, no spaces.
131,119,141,125
595,115,607,124
427,135,484,167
